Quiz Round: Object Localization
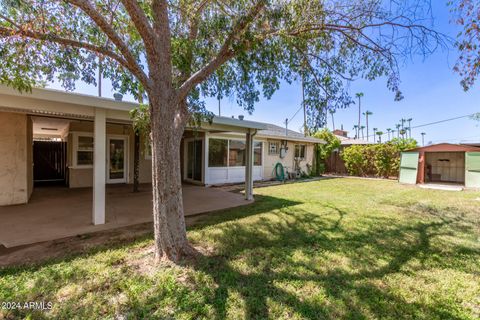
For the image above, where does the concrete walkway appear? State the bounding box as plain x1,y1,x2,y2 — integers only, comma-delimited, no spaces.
0,184,252,248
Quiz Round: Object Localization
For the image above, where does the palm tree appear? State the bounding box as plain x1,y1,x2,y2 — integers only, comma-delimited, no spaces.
376,131,384,143
360,125,366,139
353,125,359,139
421,132,426,146
363,110,373,141
329,109,336,131
407,118,413,138
386,128,392,141
373,127,378,142
395,124,401,138
356,92,364,132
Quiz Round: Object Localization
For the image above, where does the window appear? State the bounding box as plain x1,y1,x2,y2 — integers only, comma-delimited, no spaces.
76,135,94,166
254,142,262,166
208,138,262,167
269,141,280,155
295,144,306,160
229,140,246,166
208,138,228,167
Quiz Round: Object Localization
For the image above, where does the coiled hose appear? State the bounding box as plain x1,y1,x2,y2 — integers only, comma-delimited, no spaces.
274,162,285,181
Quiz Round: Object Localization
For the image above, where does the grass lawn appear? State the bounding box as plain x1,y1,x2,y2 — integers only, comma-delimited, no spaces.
1,178,479,319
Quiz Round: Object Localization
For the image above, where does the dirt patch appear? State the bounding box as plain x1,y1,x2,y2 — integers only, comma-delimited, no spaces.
0,223,153,268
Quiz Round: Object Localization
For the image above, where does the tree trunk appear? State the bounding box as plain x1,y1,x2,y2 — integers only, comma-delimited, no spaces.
149,96,193,263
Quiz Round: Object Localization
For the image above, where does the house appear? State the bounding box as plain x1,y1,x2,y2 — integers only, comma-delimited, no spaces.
325,129,371,174
399,143,480,188
0,85,323,228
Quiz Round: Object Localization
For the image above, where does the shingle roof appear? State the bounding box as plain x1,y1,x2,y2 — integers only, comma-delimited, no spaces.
256,123,325,144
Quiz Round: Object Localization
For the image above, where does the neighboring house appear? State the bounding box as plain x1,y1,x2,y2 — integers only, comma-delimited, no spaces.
325,129,371,174
0,86,323,221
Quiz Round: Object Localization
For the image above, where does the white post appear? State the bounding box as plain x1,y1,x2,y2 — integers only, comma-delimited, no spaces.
245,130,254,200
93,108,106,225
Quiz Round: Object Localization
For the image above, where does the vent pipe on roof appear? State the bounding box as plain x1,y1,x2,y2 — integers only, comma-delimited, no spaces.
113,93,123,101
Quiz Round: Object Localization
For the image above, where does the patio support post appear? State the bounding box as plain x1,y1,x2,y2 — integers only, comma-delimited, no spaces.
245,129,255,200
93,108,106,225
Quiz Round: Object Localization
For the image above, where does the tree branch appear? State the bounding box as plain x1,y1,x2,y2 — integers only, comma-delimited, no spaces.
66,0,151,88
1,24,132,72
119,0,158,55
177,0,266,101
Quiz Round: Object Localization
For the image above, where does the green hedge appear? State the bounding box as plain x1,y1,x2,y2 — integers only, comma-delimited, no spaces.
341,138,417,178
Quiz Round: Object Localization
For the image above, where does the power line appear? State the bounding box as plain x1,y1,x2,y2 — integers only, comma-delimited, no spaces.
363,112,477,139
288,104,304,123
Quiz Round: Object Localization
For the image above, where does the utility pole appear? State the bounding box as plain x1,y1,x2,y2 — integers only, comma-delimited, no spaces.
329,110,335,131
285,118,289,136
407,118,412,138
302,77,307,136
421,132,426,146
218,96,221,116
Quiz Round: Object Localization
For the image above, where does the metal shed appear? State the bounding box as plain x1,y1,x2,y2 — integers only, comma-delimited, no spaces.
399,143,480,188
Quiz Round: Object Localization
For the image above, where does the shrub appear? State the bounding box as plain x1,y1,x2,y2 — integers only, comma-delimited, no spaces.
341,138,417,178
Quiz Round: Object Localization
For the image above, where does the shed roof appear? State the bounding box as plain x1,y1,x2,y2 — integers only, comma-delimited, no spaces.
407,143,480,152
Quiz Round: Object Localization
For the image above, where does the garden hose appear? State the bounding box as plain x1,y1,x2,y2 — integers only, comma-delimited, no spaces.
274,162,285,181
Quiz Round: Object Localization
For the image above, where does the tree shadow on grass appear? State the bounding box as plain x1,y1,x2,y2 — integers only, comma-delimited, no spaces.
186,202,479,319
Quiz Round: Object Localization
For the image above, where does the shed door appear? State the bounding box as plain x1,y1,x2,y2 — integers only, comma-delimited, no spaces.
465,152,480,188
399,152,419,184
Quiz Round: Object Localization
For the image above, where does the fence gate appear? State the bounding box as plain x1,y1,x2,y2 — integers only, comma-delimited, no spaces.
465,152,480,188
33,141,67,185
399,152,419,184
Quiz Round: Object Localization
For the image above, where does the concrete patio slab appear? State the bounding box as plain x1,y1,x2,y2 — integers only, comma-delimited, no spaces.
0,184,252,248
418,183,464,191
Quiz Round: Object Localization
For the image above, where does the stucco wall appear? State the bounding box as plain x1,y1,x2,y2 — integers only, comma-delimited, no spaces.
263,140,314,180
26,116,33,199
0,112,29,205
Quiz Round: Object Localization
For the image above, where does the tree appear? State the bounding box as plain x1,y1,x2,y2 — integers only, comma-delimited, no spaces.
376,130,383,143
355,92,364,133
363,110,373,142
0,0,444,263
386,128,392,141
360,125,366,139
451,0,480,90
353,125,359,139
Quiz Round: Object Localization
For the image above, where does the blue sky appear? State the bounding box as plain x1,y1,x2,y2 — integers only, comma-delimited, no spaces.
50,1,479,144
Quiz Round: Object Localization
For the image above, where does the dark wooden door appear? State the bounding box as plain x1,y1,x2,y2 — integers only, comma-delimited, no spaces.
33,141,67,185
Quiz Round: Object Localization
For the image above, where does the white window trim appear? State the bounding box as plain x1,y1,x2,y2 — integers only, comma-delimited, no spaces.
207,136,263,168
268,141,280,155
106,134,130,184
71,132,94,169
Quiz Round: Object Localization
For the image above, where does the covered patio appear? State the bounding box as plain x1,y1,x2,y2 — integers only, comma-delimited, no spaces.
0,184,252,248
